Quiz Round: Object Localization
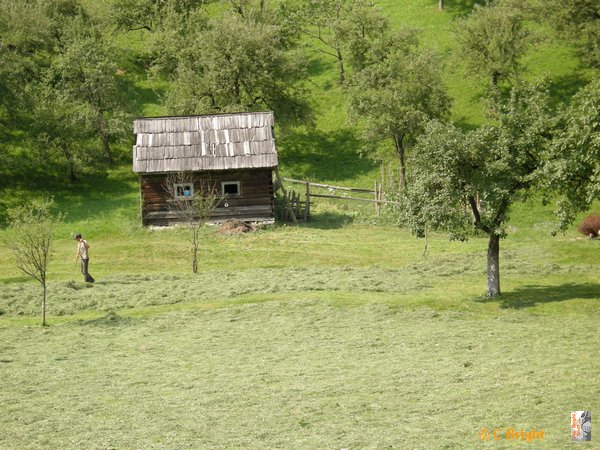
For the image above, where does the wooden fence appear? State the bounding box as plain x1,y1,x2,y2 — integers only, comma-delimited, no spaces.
281,177,400,221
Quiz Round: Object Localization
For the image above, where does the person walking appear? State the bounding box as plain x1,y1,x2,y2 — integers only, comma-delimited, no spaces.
74,233,95,283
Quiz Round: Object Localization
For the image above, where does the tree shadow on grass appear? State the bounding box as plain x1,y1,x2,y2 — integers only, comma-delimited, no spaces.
79,311,132,327
305,211,355,230
548,72,590,109
278,128,375,183
476,283,600,309
445,0,484,18
274,211,354,230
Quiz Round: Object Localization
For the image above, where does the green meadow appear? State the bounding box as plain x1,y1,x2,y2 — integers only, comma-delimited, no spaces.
1,0,599,448
1,191,598,448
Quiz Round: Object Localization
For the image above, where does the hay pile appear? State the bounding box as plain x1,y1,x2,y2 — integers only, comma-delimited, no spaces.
578,213,600,238
217,219,257,235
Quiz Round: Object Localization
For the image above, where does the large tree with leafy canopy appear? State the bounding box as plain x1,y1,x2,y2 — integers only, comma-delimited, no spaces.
283,0,388,83
0,0,54,137
347,30,451,189
541,0,599,68
112,0,205,32
542,79,600,230
165,12,310,122
402,81,555,297
50,19,131,165
455,0,529,87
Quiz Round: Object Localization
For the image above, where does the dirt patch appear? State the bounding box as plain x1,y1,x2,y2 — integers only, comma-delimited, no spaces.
217,219,257,235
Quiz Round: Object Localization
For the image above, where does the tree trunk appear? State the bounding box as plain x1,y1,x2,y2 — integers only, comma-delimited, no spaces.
439,0,444,11
486,234,501,297
192,228,199,274
42,282,47,326
61,142,78,183
96,112,113,164
336,47,345,83
491,71,499,87
394,134,407,190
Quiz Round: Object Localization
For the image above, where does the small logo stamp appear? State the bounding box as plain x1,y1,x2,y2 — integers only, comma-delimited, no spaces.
571,411,592,441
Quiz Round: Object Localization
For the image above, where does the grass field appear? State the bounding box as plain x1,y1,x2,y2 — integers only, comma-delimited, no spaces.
1,300,598,448
1,192,599,447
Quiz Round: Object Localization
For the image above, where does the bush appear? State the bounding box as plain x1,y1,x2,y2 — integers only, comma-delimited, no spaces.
578,213,600,238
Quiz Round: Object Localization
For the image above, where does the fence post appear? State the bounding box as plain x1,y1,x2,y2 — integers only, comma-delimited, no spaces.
274,169,297,224
304,181,310,222
374,181,380,217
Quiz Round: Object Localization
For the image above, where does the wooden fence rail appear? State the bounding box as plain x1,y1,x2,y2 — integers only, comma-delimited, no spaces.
282,178,375,194
309,193,400,206
280,177,400,221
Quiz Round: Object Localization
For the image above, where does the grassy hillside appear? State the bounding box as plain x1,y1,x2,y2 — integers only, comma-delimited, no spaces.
97,0,597,188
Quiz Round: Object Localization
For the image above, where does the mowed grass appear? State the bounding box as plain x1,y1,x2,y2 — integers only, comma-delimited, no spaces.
1,196,599,448
1,299,598,448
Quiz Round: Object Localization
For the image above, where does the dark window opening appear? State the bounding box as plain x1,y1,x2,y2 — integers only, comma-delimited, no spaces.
222,181,240,196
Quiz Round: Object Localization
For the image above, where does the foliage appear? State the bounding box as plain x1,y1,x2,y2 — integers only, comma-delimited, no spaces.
50,19,132,164
0,0,131,176
164,11,310,122
5,198,64,325
541,0,600,68
455,0,529,87
0,0,53,136
284,0,388,83
347,30,451,188
402,81,555,296
111,0,205,31
146,7,208,79
543,79,600,231
30,82,91,183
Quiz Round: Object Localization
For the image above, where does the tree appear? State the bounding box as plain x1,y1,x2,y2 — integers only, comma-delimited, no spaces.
348,30,451,189
31,83,90,183
162,173,221,273
285,0,388,83
228,0,266,18
164,12,310,122
112,0,205,32
542,0,600,68
402,81,554,297
51,21,131,164
456,0,529,87
542,79,600,230
6,198,64,326
0,0,54,137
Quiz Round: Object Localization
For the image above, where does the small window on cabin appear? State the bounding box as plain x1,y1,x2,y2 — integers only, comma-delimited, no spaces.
222,181,240,196
174,183,194,199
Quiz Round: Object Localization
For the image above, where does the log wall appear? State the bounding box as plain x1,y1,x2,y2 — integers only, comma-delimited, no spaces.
140,169,274,226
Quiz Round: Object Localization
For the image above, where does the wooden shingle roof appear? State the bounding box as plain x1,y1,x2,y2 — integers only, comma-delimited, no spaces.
132,111,278,173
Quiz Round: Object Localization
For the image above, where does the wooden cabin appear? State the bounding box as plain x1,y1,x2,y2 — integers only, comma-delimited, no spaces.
132,112,278,226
